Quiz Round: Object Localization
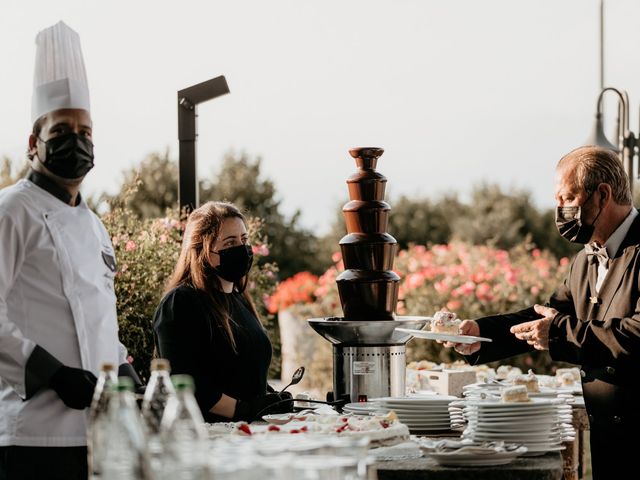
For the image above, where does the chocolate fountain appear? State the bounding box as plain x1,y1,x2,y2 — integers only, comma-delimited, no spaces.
308,148,428,402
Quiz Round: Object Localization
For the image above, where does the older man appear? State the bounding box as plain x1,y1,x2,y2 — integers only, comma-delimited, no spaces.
450,145,639,479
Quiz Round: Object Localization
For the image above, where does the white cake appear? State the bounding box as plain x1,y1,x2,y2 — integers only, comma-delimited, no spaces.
432,311,461,335
217,413,411,448
501,385,530,403
512,369,540,393
496,365,522,380
556,368,581,385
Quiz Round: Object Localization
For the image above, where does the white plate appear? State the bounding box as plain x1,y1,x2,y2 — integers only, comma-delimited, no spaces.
380,396,457,405
466,397,560,407
425,447,527,467
470,423,557,433
395,328,493,344
262,413,295,425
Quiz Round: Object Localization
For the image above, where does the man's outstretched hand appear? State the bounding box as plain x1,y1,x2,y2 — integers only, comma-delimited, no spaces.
443,319,482,356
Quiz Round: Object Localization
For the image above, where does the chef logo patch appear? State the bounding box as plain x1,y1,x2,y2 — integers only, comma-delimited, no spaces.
101,250,117,273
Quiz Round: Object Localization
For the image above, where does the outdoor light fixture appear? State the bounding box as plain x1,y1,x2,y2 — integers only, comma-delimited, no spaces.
585,87,638,193
177,75,230,212
585,1,639,194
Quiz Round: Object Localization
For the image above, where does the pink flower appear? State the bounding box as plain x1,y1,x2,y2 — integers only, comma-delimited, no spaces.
475,282,491,301
532,248,541,258
446,300,462,311
331,252,342,263
559,257,569,267
125,240,136,252
252,244,270,256
434,280,449,294
405,273,425,290
159,234,168,243
530,285,540,296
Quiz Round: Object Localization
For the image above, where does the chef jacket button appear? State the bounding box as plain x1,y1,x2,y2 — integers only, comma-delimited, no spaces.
605,366,615,375
580,369,586,378
613,415,622,424
588,414,594,422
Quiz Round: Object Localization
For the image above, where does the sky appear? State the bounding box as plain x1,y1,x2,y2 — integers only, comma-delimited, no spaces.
1,0,639,233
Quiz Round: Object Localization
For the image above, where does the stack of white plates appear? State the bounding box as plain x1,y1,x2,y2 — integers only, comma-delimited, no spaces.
375,394,457,432
463,382,580,398
457,397,575,455
342,402,387,416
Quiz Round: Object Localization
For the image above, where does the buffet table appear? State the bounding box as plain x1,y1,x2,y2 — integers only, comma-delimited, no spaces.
374,452,563,480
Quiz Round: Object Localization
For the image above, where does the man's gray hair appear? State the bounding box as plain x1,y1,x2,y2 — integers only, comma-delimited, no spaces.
557,145,632,205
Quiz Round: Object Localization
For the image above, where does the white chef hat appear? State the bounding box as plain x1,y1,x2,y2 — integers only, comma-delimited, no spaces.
31,21,90,124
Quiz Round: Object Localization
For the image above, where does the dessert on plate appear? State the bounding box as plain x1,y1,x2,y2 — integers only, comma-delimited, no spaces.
501,385,530,403
432,311,461,335
512,369,540,393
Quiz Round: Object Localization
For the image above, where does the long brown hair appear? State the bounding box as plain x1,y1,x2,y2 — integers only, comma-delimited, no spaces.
164,201,261,351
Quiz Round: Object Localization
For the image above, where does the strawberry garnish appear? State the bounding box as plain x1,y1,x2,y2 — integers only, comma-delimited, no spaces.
237,423,252,435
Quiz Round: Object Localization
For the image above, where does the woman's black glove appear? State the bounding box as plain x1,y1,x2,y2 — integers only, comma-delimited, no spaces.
233,392,294,422
49,366,97,410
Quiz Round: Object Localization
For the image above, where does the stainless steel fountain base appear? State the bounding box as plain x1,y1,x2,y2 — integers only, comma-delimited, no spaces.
308,316,430,402
334,345,406,400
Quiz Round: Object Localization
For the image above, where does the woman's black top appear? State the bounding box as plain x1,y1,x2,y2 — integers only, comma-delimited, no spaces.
153,284,272,422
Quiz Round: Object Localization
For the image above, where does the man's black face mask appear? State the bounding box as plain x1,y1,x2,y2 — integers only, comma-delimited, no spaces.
39,133,94,179
555,190,602,244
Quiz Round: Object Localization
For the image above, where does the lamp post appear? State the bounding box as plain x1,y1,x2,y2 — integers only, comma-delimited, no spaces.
585,0,639,195
177,75,230,212
586,87,638,194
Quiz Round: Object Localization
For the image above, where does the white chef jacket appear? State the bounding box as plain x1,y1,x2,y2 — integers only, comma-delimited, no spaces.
0,177,126,446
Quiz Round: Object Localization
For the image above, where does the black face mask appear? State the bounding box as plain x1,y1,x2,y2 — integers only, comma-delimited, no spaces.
212,244,254,284
555,192,602,244
39,133,94,179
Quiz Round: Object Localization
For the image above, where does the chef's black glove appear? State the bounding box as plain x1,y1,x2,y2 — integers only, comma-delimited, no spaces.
233,392,294,422
118,363,146,395
49,366,97,410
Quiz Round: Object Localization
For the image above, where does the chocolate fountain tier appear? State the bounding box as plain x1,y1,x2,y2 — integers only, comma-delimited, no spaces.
343,200,390,234
340,232,398,270
349,147,384,170
346,170,387,201
307,317,430,346
336,269,399,321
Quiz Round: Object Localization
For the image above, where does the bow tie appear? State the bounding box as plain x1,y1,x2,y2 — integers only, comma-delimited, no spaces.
585,243,610,267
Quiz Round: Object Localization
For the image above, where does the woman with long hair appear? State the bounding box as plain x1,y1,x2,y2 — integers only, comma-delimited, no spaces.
153,201,292,422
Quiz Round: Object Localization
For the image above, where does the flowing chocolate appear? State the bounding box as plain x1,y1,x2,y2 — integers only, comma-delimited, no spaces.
336,148,400,321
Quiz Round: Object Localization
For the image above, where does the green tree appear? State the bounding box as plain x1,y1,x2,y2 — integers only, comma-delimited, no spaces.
200,152,329,278
103,149,178,218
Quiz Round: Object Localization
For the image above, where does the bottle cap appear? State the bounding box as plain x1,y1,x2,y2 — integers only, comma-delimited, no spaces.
171,374,194,391
100,362,115,372
150,358,171,372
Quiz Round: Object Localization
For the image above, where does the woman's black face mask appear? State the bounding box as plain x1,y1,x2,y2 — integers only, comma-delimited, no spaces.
38,133,95,179
211,244,254,285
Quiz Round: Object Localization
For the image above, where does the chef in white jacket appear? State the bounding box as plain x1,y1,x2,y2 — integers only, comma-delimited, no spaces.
0,21,140,480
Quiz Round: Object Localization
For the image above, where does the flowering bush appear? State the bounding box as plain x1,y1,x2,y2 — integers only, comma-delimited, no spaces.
269,240,571,384
103,198,278,381
395,241,569,371
266,272,319,314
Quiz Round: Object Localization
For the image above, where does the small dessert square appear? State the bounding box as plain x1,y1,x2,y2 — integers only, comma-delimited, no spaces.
512,369,540,393
501,385,530,403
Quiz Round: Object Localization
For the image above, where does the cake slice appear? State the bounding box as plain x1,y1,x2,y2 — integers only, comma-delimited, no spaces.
432,311,461,335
